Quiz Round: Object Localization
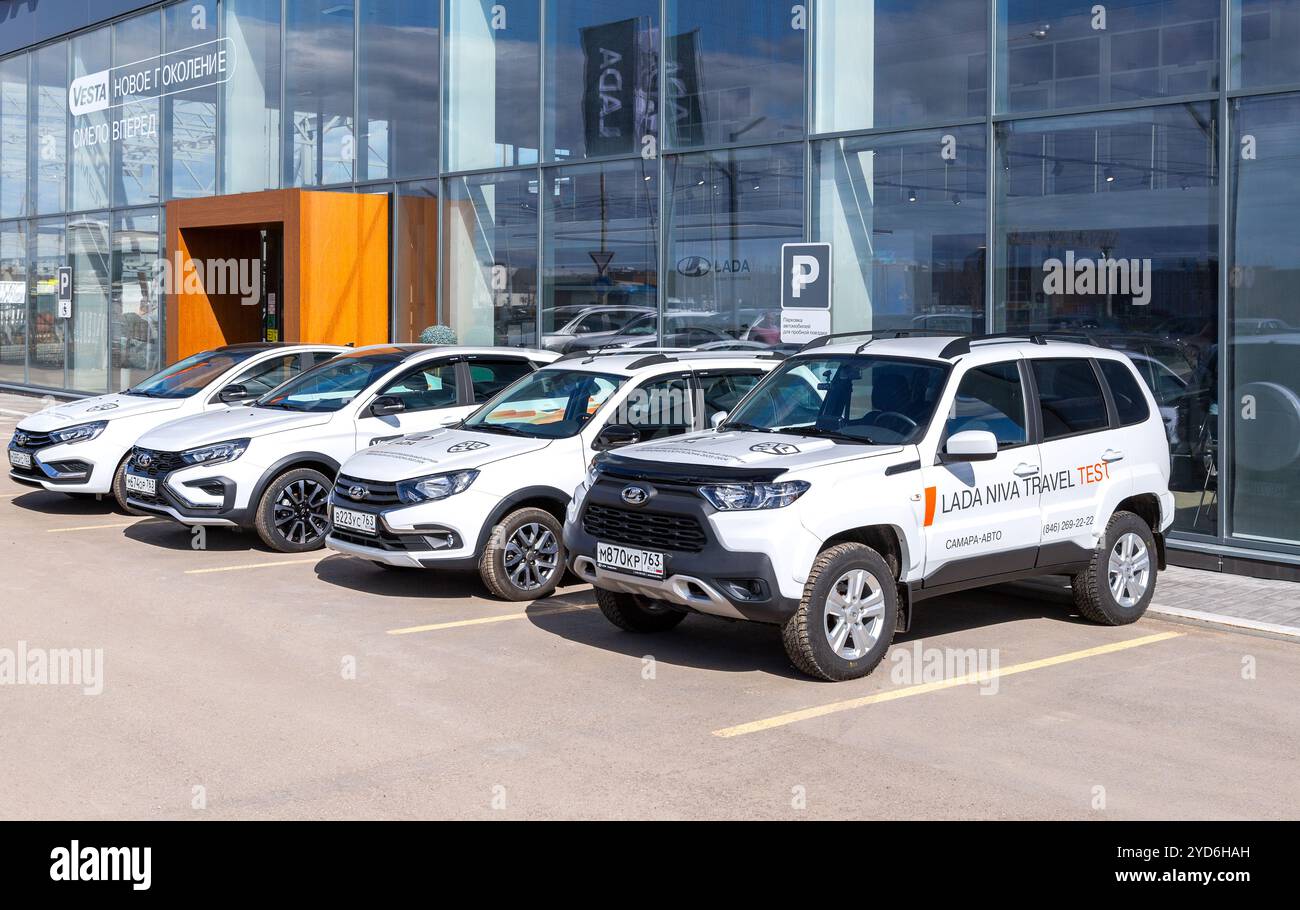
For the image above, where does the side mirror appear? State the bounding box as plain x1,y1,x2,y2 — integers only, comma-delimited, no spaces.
942,430,999,463
592,424,641,451
369,395,406,418
218,383,253,404
710,411,728,429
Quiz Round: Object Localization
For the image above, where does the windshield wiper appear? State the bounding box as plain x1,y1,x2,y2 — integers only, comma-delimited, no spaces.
788,425,879,445
720,421,777,433
468,423,531,437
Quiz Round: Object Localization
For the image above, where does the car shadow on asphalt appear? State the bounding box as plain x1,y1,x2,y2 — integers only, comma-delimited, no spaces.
312,554,492,600
122,519,265,552
7,489,123,516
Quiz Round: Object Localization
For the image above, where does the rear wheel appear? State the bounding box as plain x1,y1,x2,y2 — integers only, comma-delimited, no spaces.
595,588,686,633
254,467,332,552
1072,510,1156,625
479,507,565,601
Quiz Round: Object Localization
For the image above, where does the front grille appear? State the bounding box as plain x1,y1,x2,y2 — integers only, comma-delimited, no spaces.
583,503,708,553
129,447,185,478
330,528,432,552
11,429,55,450
334,474,401,506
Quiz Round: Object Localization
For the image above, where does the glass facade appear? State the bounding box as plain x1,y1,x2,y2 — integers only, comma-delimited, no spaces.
0,0,1297,564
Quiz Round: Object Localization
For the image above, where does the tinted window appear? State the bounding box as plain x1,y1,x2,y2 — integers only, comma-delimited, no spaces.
946,362,1028,447
469,359,534,402
232,353,312,396
258,354,403,412
698,371,763,424
125,349,258,399
1099,358,1151,426
623,375,693,441
1032,358,1109,439
465,369,625,439
378,363,460,412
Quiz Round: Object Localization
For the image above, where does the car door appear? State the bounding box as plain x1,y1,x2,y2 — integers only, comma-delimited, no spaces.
353,358,470,447
920,359,1044,586
1029,356,1130,567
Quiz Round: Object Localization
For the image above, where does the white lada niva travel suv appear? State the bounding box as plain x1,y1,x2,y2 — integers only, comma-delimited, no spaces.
325,350,780,600
565,333,1175,681
124,344,557,552
7,343,345,510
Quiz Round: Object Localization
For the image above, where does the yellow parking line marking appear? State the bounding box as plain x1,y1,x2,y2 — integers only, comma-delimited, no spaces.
184,556,323,575
387,603,598,636
46,520,145,533
712,630,1184,738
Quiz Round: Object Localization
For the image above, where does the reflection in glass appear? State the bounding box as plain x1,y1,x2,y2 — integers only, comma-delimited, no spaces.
28,218,65,389
1233,0,1300,89
113,12,161,207
68,212,111,391
70,30,111,212
545,0,658,161
112,210,161,390
360,0,438,180
394,179,439,342
815,0,987,132
166,1,217,198
814,126,987,336
443,170,538,346
665,143,804,344
286,0,355,186
665,0,804,149
998,0,1220,114
0,223,25,384
32,43,67,215
1228,93,1300,545
995,103,1219,534
542,159,658,353
0,54,28,219
224,0,281,193
445,0,541,171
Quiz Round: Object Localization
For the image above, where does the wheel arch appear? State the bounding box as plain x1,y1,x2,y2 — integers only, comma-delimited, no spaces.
1114,493,1167,570
819,524,912,631
473,485,572,552
249,452,342,514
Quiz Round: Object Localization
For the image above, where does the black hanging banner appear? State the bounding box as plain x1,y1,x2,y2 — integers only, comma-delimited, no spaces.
581,18,639,158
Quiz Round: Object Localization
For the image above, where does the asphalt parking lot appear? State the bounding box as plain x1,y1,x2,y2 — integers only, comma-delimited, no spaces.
2,423,1298,819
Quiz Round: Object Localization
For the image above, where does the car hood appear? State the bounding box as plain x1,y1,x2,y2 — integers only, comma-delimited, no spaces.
612,429,904,473
18,393,185,431
339,427,552,481
134,406,333,451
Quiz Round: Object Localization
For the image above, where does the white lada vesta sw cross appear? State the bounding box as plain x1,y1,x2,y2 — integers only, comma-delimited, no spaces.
565,333,1175,681
124,344,556,552
325,350,780,600
7,343,344,510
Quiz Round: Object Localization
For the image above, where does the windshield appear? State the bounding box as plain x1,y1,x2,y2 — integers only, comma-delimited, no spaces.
257,354,403,412
724,355,949,445
464,369,625,438
123,349,258,399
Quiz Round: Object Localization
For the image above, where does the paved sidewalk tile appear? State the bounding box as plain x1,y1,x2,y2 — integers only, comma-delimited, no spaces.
1154,565,1300,632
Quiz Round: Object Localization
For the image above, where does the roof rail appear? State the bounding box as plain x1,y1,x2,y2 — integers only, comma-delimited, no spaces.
626,353,677,370
797,328,964,354
555,345,684,363
938,331,1099,359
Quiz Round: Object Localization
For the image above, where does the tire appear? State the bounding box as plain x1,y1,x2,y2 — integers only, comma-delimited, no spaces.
782,543,898,682
1072,510,1157,625
479,507,565,601
253,467,332,552
595,587,686,633
111,456,145,515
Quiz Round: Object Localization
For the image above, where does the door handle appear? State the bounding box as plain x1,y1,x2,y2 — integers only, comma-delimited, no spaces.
1102,449,1125,463
1013,463,1040,477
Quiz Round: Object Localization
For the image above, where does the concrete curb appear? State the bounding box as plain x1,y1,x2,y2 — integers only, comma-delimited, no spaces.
1149,603,1300,639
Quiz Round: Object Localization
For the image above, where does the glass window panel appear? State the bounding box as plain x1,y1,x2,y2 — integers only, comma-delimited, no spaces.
997,0,1220,114
542,158,658,353
814,125,987,336
113,12,161,207
70,29,111,212
544,0,658,162
443,170,538,346
665,143,804,344
286,0,356,187
0,222,26,384
814,0,987,132
1099,357,1151,426
994,103,1219,534
665,0,805,149
165,1,218,198
445,0,541,171
67,212,110,391
359,0,438,180
1228,93,1300,546
223,0,281,193
946,361,1029,446
28,217,65,389
0,54,28,219
32,43,67,215
1233,0,1300,89
111,209,162,390
394,179,439,342
1032,357,1108,438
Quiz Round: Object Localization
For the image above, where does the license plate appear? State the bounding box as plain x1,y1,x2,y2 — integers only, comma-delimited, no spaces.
8,450,31,469
333,506,377,535
596,541,665,578
125,473,155,496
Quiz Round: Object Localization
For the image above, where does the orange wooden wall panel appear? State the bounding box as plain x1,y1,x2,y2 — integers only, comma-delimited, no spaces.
297,191,389,348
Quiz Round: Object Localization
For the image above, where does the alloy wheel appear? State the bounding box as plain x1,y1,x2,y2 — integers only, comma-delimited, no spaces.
273,478,329,546
503,522,559,591
1107,531,1151,608
823,568,886,661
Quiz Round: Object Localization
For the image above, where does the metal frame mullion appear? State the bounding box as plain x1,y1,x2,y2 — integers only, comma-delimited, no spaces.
1217,0,1232,546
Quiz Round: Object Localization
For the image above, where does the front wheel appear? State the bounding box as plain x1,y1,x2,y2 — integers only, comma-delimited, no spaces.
111,455,145,515
254,467,332,552
479,507,565,601
782,543,898,681
1072,510,1157,625
595,588,686,633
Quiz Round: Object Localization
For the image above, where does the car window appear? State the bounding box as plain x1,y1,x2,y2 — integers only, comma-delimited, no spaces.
257,353,405,412
468,359,534,402
1099,359,1151,427
1032,358,1109,439
945,362,1028,448
621,375,693,442
377,362,460,413
698,371,764,424
574,313,609,334
123,348,258,399
465,369,625,438
232,353,311,396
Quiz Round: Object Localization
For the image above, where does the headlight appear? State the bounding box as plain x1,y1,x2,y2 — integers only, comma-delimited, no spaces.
49,420,107,445
179,438,249,467
396,469,479,504
586,461,602,486
699,480,810,511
